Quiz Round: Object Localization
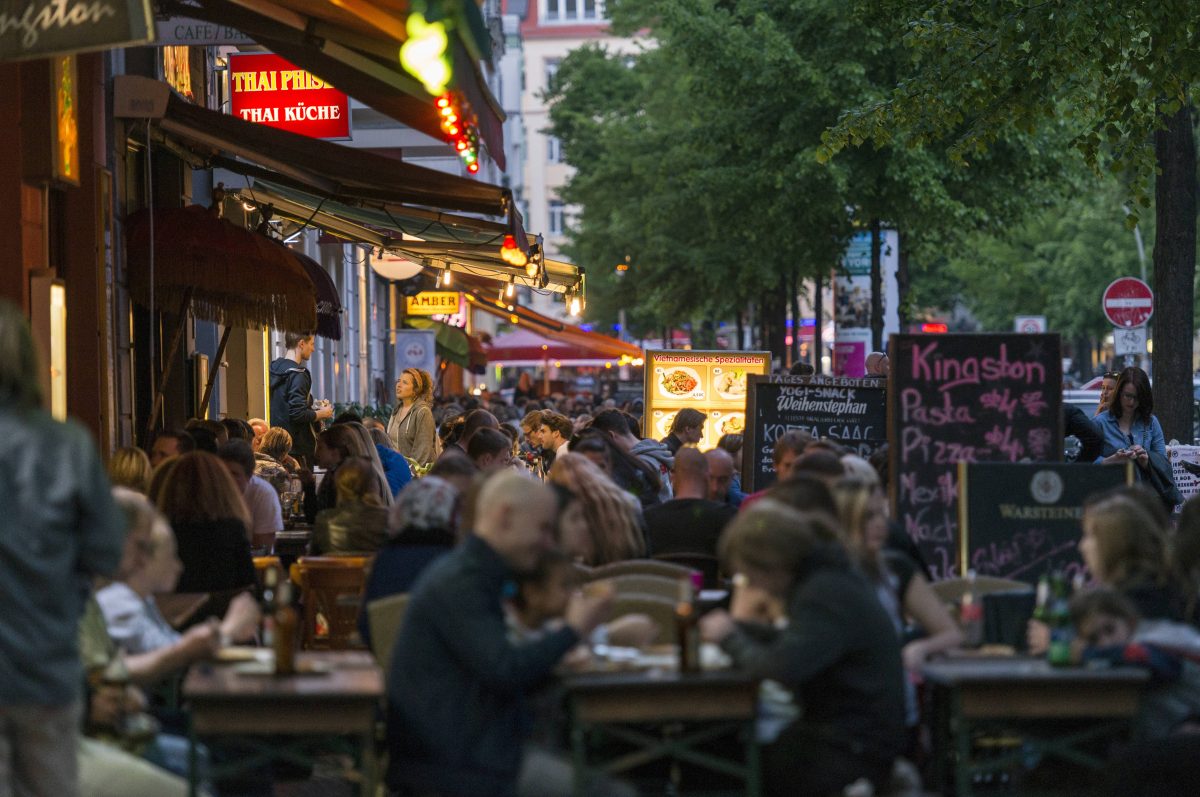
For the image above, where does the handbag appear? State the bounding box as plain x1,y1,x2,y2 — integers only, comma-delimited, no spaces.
1145,450,1183,511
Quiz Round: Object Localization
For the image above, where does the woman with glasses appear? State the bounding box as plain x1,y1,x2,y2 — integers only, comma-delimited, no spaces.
1094,367,1164,476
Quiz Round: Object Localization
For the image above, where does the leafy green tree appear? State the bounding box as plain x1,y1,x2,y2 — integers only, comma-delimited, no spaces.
821,0,1198,439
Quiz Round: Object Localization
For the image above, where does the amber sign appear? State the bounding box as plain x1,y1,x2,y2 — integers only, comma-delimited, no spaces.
0,0,154,61
406,292,462,316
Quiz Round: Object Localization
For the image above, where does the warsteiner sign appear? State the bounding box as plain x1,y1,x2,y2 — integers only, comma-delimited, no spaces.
0,0,154,61
228,53,350,140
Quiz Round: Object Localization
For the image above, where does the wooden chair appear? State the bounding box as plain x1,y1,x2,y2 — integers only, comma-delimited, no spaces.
366,593,410,672
296,559,370,650
652,552,721,588
589,559,697,582
609,592,680,645
608,573,687,602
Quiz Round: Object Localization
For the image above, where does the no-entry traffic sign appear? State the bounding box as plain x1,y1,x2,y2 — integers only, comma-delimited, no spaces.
1102,277,1153,328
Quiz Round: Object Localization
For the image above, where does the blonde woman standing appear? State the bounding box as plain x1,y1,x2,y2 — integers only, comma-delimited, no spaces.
387,368,438,466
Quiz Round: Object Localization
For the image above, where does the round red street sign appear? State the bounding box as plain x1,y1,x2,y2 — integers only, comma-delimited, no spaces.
1102,277,1153,328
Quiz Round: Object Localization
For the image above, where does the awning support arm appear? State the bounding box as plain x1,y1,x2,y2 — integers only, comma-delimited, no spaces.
144,288,195,440
197,325,234,420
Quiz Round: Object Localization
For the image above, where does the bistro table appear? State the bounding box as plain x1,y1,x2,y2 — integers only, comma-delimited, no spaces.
563,667,761,797
183,650,382,797
922,656,1149,797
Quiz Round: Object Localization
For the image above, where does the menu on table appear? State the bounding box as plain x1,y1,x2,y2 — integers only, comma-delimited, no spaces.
889,333,1062,580
642,350,771,450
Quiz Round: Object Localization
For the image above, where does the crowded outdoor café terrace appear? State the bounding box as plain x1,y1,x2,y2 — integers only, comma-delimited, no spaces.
4,310,1200,797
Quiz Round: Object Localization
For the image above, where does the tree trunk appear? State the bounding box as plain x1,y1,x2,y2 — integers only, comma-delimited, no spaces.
896,231,910,330
870,218,884,351
1152,104,1196,443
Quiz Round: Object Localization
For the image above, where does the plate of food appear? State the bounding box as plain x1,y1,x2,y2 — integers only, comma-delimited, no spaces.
657,366,703,400
654,411,678,439
712,367,748,400
716,412,745,436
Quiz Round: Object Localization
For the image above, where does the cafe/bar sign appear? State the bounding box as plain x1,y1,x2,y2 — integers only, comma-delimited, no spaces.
888,333,1063,580
958,462,1131,585
406,292,462,316
643,349,771,451
228,53,351,140
0,0,154,61
744,374,887,493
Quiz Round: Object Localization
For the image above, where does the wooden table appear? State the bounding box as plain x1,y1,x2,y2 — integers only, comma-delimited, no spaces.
183,650,383,797
563,669,760,796
922,657,1149,797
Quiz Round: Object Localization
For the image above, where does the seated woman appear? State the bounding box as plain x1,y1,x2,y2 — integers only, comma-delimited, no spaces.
699,500,907,797
254,426,295,496
548,453,646,565
1031,488,1186,653
150,451,255,599
97,495,259,665
311,456,390,555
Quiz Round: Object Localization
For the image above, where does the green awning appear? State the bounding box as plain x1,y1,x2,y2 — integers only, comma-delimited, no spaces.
407,318,469,367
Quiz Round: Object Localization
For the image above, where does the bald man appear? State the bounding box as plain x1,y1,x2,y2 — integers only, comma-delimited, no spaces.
643,448,737,579
705,447,743,507
386,471,614,797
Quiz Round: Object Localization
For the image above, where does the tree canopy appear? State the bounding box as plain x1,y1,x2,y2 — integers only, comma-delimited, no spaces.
821,0,1198,439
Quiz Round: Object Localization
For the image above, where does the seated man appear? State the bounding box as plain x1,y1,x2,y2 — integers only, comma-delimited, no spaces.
643,448,736,579
218,440,283,544
386,472,615,797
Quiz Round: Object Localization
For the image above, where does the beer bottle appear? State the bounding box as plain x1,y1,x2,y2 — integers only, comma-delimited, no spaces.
273,579,298,676
960,569,984,648
1046,571,1073,667
260,565,278,648
675,578,700,673
1032,572,1051,624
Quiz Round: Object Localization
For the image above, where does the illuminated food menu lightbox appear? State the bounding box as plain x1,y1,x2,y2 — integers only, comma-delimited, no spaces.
643,350,771,450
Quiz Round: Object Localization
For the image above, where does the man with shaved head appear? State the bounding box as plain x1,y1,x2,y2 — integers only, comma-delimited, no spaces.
643,448,736,572
705,447,741,508
386,471,614,796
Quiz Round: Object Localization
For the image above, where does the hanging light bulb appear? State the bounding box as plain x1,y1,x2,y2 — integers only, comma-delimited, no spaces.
441,268,453,287
568,292,582,317
505,277,516,299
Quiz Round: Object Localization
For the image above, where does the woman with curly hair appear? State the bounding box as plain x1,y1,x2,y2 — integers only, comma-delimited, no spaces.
547,452,645,565
387,367,438,466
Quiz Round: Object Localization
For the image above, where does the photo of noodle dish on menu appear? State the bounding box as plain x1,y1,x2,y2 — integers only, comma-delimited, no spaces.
712,367,747,401
654,410,678,440
656,366,704,400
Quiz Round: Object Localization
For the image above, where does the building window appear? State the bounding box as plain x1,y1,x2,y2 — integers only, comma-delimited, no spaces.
544,57,561,87
548,200,565,235
547,135,563,163
544,0,603,23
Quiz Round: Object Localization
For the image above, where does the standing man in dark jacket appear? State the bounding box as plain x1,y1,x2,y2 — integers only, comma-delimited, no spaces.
661,407,705,455
386,472,616,797
269,332,332,467
0,300,126,797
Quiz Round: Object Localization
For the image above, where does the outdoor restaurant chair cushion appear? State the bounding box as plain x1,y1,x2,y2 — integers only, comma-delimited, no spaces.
367,593,410,672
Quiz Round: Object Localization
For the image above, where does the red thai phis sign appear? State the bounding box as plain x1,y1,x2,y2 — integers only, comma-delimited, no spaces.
228,53,350,140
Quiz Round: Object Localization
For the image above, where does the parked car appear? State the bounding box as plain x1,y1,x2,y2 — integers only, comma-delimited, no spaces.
1063,389,1101,419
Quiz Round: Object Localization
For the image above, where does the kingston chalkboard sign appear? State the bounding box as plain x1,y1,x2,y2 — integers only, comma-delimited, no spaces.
958,462,1132,585
745,375,887,492
889,333,1063,580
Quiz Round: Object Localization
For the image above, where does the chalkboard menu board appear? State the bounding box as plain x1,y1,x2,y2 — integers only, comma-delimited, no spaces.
959,462,1132,585
889,333,1063,579
745,375,887,492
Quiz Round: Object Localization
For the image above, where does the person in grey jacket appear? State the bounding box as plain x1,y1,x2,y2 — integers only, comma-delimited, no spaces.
385,472,612,797
387,367,439,467
0,299,126,797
